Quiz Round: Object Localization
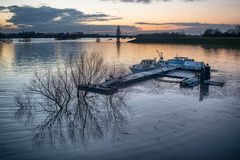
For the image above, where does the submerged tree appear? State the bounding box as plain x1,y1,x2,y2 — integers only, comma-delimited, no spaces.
15,52,130,149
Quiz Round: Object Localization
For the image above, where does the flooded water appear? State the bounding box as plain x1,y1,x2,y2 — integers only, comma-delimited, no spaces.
0,38,240,160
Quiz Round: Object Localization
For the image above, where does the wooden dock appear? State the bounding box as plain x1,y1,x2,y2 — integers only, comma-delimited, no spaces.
180,76,199,87
78,66,224,95
79,66,177,95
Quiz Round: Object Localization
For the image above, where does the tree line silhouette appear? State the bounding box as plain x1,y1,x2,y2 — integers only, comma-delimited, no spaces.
1,26,240,39
202,26,240,37
0,31,133,39
136,25,240,38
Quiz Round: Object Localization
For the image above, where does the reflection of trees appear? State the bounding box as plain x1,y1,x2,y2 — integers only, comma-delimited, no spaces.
15,52,130,149
201,44,240,52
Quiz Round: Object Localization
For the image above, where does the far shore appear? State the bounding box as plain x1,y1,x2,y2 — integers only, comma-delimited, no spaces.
128,37,240,46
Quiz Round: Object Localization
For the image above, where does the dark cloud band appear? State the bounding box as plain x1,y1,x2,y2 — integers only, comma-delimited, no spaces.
0,5,137,33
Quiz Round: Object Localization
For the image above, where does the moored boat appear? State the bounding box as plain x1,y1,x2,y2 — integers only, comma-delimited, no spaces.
18,38,31,42
96,38,101,42
0,39,13,43
129,51,165,73
130,59,157,73
130,52,204,73
166,57,203,71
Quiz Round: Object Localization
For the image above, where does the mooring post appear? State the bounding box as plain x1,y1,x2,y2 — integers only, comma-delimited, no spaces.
200,63,211,84
204,64,211,82
200,64,205,84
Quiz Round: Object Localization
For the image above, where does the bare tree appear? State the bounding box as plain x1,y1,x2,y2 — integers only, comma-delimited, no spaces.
15,51,130,149
68,51,108,86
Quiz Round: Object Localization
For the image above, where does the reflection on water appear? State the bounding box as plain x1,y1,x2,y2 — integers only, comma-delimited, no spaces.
116,41,121,57
16,91,129,149
1,39,240,73
0,39,240,160
0,43,15,70
199,84,209,101
14,52,130,149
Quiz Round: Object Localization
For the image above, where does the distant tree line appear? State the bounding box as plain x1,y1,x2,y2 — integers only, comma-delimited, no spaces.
136,32,189,39
135,26,240,39
202,26,240,37
0,31,133,39
0,31,84,39
1,26,239,39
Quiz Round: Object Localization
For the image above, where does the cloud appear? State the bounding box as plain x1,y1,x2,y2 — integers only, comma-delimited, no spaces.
1,5,120,25
135,22,237,34
135,22,237,28
0,5,137,33
102,0,203,3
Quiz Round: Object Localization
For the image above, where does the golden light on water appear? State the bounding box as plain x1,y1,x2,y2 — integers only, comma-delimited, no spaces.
0,43,15,70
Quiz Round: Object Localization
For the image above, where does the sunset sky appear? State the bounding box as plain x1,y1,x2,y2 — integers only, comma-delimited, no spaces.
0,0,240,34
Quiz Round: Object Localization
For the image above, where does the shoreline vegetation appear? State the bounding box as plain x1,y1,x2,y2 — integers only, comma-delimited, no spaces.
0,31,133,40
128,37,240,45
1,27,240,46
128,27,240,46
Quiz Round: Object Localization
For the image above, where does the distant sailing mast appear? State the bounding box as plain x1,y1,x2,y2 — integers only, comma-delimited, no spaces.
116,25,121,43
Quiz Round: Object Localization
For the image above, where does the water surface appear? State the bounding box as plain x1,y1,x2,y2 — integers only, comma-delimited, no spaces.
0,38,240,160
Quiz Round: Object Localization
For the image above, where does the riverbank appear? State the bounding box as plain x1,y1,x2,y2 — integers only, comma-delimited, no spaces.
128,37,240,46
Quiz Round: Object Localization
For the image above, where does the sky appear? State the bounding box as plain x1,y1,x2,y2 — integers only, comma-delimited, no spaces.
0,0,240,34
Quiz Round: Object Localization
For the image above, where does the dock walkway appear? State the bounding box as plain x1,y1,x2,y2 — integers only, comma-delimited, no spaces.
79,66,177,95
78,66,224,95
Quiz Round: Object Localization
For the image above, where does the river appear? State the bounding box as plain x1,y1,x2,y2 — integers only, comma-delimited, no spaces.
0,38,240,160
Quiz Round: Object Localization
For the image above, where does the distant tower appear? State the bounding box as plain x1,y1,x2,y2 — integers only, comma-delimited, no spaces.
116,25,121,43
